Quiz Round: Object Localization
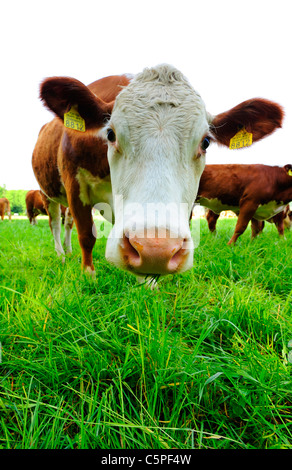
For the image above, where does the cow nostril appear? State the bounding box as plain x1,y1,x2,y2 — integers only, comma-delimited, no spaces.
121,233,141,265
169,247,183,268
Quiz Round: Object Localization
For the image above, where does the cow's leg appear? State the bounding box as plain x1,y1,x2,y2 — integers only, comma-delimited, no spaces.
64,208,74,254
276,220,285,237
251,218,264,238
272,212,285,237
46,201,65,260
31,212,38,225
206,210,220,232
27,202,35,225
228,201,258,245
67,196,96,274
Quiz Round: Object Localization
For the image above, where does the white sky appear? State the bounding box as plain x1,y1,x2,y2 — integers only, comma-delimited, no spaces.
1,0,291,189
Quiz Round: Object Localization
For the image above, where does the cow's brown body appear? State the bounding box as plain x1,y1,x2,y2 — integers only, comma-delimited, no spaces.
197,164,292,244
32,75,130,269
0,198,11,221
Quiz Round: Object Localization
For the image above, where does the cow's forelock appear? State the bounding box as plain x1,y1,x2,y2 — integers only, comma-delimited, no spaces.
111,65,206,148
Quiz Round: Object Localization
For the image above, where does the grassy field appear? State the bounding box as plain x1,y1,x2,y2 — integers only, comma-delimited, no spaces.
1,215,292,449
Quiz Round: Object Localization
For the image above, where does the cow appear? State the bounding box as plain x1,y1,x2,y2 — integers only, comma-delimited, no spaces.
248,204,292,237
26,189,67,226
0,198,11,221
283,206,292,230
26,189,48,225
205,204,292,238
32,64,283,280
196,164,292,244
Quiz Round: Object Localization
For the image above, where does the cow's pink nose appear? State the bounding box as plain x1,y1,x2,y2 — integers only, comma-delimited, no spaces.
120,233,188,274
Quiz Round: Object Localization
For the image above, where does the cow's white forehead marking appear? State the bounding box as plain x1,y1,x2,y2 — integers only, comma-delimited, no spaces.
109,64,208,147
116,64,203,108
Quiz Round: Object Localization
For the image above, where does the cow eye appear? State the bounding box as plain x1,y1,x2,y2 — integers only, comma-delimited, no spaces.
107,128,116,143
201,137,210,151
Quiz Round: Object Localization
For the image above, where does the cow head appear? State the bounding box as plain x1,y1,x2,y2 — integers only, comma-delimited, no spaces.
40,64,284,278
103,66,209,276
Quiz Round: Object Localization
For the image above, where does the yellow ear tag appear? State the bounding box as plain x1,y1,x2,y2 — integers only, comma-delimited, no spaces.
229,127,253,149
64,105,86,132
288,170,292,176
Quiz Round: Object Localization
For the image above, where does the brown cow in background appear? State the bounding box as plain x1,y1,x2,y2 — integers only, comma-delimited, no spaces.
26,189,67,225
205,204,292,238
196,164,292,244
249,204,292,237
26,190,48,225
0,198,11,220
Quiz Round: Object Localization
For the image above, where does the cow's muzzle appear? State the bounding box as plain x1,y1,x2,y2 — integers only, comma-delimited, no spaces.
120,230,190,275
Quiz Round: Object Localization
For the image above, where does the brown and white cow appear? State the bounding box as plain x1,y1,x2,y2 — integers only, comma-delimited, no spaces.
26,189,48,224
205,204,292,238
250,204,292,236
0,198,11,221
26,189,67,226
32,64,283,279
196,164,292,244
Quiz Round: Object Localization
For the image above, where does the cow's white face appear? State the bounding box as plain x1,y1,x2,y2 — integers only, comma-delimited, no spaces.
104,65,210,276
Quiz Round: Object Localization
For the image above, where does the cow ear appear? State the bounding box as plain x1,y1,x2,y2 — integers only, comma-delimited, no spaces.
284,164,292,175
40,77,114,130
210,98,284,148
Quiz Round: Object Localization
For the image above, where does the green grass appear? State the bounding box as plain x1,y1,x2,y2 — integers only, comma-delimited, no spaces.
1,216,292,449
